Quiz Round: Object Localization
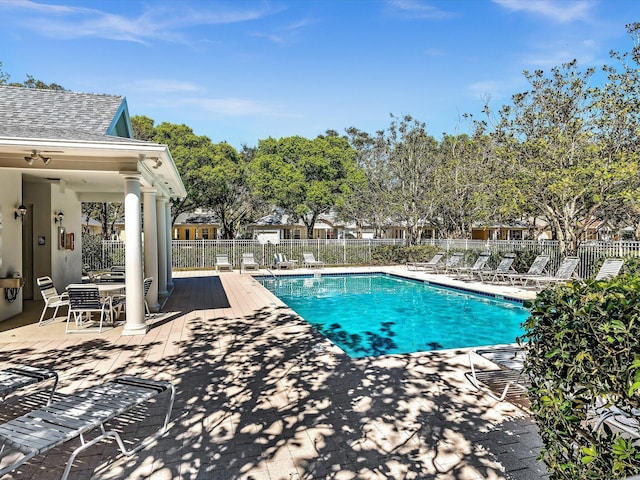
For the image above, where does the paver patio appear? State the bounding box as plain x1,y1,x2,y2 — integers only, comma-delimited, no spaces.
0,268,548,479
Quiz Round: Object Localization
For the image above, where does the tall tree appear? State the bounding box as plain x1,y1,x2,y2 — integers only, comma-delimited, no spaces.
131,117,257,237
249,132,363,239
481,59,640,255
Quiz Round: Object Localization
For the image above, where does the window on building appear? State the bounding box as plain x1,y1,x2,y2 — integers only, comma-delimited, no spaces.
202,228,209,239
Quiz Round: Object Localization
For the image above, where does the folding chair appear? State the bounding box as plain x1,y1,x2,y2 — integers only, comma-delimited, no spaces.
36,276,69,325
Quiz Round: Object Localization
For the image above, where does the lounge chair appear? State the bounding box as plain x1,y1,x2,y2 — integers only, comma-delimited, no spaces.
592,257,624,281
0,365,58,405
36,276,69,326
241,253,260,273
0,375,175,480
274,253,297,269
452,251,491,279
477,253,517,283
65,284,123,334
215,254,233,272
468,345,529,401
505,254,550,286
407,252,444,271
302,253,325,268
433,252,465,274
519,256,580,288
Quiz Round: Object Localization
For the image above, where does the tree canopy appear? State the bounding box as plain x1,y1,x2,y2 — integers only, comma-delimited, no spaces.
249,132,364,238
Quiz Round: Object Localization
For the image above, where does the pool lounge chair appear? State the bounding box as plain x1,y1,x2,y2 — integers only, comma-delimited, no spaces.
407,252,444,271
519,256,580,289
274,253,297,269
468,345,529,402
302,253,325,268
215,254,233,272
0,365,58,405
505,254,550,286
452,251,491,279
477,253,517,283
592,257,624,281
241,253,260,273
434,252,465,274
0,375,175,480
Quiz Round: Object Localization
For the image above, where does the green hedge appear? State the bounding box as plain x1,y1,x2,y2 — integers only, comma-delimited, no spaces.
370,244,441,265
521,276,640,479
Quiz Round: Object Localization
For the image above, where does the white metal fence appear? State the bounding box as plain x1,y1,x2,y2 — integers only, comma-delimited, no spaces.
87,238,640,279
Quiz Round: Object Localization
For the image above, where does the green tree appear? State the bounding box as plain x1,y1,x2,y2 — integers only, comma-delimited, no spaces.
249,132,363,239
131,117,257,237
481,59,640,255
0,61,64,90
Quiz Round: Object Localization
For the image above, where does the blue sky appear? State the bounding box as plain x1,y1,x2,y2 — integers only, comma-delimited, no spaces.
0,0,638,149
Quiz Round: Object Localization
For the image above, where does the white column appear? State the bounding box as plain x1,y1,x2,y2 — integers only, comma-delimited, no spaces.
165,202,174,290
142,188,160,312
156,196,168,297
122,174,147,335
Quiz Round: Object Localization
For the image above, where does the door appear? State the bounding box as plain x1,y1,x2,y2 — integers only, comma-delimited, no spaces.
21,203,34,300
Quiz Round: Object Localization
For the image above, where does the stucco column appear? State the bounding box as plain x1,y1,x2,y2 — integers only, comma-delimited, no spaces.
156,196,168,297
165,202,174,290
122,173,147,335
142,188,160,312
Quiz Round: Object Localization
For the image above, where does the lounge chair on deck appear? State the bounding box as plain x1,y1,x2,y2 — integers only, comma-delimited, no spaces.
407,252,444,271
0,375,175,480
37,276,69,326
518,256,580,288
505,254,550,286
468,345,529,402
302,253,325,268
452,251,491,279
592,257,624,281
434,252,464,274
241,253,260,273
478,253,517,283
274,253,297,270
215,254,233,272
0,366,58,405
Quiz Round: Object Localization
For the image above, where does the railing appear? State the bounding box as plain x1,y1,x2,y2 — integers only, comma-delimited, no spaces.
87,238,640,279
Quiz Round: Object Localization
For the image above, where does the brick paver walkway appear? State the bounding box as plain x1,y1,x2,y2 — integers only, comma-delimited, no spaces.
0,269,548,479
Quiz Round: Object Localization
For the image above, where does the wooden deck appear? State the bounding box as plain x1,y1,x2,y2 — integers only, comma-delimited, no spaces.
0,268,547,479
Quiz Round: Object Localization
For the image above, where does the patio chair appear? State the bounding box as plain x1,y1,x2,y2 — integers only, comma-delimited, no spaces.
143,277,153,316
433,252,465,274
0,365,58,405
477,253,517,283
240,253,260,273
0,375,175,480
452,251,491,279
468,345,529,402
36,276,69,326
505,254,550,286
592,257,624,281
215,254,233,272
407,252,444,271
274,253,298,269
520,256,580,289
65,284,122,334
302,253,325,268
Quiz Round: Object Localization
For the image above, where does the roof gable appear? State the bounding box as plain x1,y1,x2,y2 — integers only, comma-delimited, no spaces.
0,86,132,140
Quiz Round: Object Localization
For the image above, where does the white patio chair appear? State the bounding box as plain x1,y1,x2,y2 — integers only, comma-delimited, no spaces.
240,253,260,273
302,253,325,268
65,284,121,333
36,276,69,326
215,254,233,272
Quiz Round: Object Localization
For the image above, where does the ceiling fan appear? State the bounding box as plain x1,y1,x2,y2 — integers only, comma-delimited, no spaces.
23,149,63,166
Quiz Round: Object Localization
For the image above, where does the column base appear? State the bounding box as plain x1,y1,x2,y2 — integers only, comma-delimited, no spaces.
122,323,149,336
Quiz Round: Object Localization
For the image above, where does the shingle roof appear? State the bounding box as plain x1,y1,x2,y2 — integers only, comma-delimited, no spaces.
0,86,129,141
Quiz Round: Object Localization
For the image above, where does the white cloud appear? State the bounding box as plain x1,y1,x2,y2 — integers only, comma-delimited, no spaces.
385,0,454,19
492,0,595,23
129,80,203,94
0,0,281,44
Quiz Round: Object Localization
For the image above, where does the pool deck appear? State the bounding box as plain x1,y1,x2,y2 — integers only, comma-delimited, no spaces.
0,266,548,479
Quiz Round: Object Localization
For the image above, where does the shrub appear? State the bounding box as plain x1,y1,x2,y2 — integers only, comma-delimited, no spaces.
370,245,440,265
521,275,640,479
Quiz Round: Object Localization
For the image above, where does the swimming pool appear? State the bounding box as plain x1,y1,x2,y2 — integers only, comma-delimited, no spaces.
259,273,530,358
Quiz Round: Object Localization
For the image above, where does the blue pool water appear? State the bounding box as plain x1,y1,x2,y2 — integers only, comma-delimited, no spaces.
259,273,530,358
